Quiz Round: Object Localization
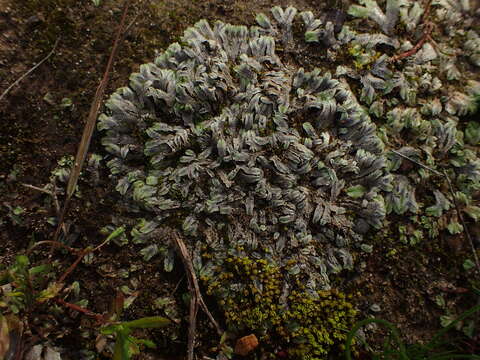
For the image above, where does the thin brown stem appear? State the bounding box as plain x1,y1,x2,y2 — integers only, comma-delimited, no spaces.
172,231,222,360
27,240,79,256
21,183,53,196
55,298,104,323
390,0,433,62
390,149,443,176
58,249,89,284
0,38,60,102
21,182,67,235
390,23,433,62
54,0,132,244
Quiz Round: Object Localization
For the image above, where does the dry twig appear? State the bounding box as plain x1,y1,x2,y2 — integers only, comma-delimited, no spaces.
390,23,434,62
0,38,60,102
55,298,104,323
21,182,68,236
172,231,222,360
390,0,433,62
58,249,90,283
390,149,442,176
26,241,78,256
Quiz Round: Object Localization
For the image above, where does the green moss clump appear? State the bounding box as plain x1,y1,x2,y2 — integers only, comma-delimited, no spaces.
205,256,358,359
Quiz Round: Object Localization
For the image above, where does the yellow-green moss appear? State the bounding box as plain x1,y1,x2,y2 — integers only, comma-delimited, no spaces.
205,256,358,359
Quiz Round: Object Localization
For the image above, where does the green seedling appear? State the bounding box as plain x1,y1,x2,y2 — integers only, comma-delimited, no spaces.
0,255,54,314
101,316,170,360
345,304,480,360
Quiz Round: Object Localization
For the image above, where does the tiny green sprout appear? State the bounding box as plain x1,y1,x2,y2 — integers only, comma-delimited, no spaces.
345,304,480,360
4,205,24,225
305,31,319,42
0,255,53,313
360,244,373,253
464,205,480,222
463,259,475,271
346,185,366,199
434,295,446,309
92,0,102,5
60,98,73,108
465,121,480,146
101,316,170,360
447,221,463,235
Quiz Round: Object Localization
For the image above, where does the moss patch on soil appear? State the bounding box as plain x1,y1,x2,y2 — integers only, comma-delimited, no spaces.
1,0,479,359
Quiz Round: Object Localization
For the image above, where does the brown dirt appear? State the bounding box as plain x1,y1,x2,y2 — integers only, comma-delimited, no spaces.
0,0,478,359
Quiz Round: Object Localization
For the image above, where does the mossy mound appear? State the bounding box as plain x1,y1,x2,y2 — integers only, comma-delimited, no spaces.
206,256,358,358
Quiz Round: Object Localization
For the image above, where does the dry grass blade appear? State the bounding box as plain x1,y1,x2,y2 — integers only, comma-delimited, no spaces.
173,231,199,360
172,231,222,360
390,149,442,176
53,0,132,242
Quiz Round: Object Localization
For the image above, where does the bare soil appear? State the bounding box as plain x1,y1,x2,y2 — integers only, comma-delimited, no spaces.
1,0,478,359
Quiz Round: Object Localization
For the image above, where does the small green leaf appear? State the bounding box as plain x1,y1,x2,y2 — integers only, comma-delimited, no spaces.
347,5,370,18
463,259,475,271
360,244,373,253
434,295,446,308
465,121,480,145
12,207,24,216
305,31,319,42
123,292,139,310
122,316,170,329
464,205,480,222
255,13,270,28
29,264,50,276
440,314,455,328
100,324,123,335
154,297,171,308
164,248,175,272
447,221,463,235
127,336,140,356
455,191,469,205
134,338,156,349
106,226,126,242
140,244,159,261
60,97,73,108
92,0,102,5
37,282,63,303
145,176,158,186
426,205,442,217
15,255,29,269
346,185,366,199
43,92,55,105
220,332,228,344
463,320,475,338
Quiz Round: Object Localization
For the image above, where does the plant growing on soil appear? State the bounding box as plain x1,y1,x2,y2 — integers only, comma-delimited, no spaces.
345,304,480,360
97,0,480,357
101,316,170,360
99,5,391,294
0,255,56,314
